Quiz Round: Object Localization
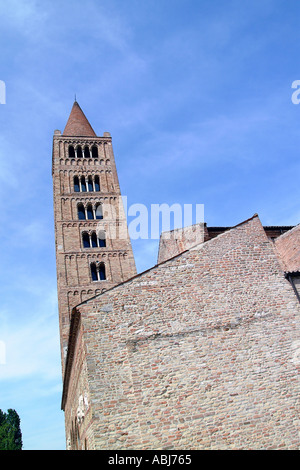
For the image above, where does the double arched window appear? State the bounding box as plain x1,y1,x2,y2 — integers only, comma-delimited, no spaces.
90,262,106,281
68,144,98,159
82,231,106,248
77,203,103,220
74,175,100,192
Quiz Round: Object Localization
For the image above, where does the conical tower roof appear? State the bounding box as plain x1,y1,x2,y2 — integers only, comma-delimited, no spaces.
63,101,97,137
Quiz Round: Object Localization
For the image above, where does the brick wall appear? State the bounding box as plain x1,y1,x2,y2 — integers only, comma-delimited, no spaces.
157,223,205,264
275,224,300,272
63,314,96,450
62,215,300,449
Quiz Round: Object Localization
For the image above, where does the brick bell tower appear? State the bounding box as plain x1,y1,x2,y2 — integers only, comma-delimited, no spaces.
52,101,137,372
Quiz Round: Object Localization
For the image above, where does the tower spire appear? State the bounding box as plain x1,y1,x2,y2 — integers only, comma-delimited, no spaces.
63,101,96,137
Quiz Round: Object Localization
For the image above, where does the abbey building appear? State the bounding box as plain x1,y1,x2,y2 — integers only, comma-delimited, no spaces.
52,102,300,450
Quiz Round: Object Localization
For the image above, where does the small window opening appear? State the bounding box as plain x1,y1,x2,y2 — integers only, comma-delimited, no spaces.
92,145,98,159
82,232,90,248
91,232,98,247
95,204,103,220
78,204,85,220
98,230,106,247
88,177,94,192
99,262,106,280
91,263,98,281
94,175,100,192
81,176,87,192
69,145,75,159
77,146,83,158
74,176,80,192
84,146,90,159
87,204,94,220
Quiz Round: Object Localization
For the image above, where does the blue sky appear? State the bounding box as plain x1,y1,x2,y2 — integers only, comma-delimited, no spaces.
0,0,300,450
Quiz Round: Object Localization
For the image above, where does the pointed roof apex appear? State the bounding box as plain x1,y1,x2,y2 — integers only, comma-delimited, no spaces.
63,101,97,137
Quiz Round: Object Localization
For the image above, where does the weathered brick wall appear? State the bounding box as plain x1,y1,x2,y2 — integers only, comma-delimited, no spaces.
64,215,300,449
275,224,300,272
157,223,205,264
63,317,96,450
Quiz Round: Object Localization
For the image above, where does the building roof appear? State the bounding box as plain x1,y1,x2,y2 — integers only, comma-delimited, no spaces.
63,100,97,137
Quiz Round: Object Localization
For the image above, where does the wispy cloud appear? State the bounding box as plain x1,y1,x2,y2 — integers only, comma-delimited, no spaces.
0,0,48,39
0,287,60,381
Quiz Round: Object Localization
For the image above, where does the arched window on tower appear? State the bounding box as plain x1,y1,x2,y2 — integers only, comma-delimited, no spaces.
98,230,106,247
76,146,83,158
99,262,106,280
94,175,100,192
92,145,98,159
90,262,106,281
74,176,80,192
87,204,94,220
82,232,90,248
90,263,98,281
84,146,90,159
81,176,86,192
77,204,86,220
88,177,94,192
91,232,98,248
69,145,75,159
95,204,103,220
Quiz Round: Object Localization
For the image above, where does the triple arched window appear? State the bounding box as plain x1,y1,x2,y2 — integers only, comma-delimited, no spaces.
82,231,106,248
77,203,103,220
90,262,106,281
74,175,100,192
68,145,98,159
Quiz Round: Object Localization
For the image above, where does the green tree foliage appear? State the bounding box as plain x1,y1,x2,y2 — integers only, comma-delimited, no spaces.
0,409,22,450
